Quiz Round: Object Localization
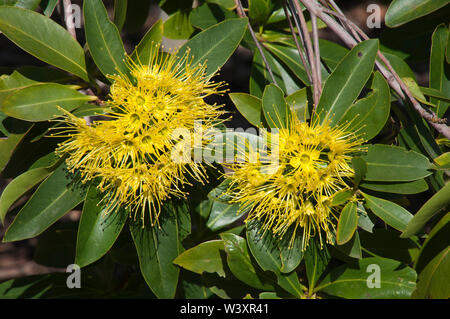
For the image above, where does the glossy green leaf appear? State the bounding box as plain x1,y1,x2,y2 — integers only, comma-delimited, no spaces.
220,233,274,290
385,0,450,27
246,220,303,274
190,3,238,30
413,212,450,298
336,231,362,259
84,0,129,80
265,43,311,86
430,24,450,117
173,240,226,277
362,192,413,232
434,152,450,167
352,157,367,187
0,166,52,224
250,46,303,98
403,77,435,107
0,70,37,105
164,10,194,39
0,7,88,81
249,0,274,26
262,84,290,129
319,39,349,71
1,83,96,122
40,0,58,16
130,19,163,65
177,18,247,78
229,93,263,127
336,202,358,245
414,247,450,299
361,144,433,182
315,257,417,298
357,203,375,233
420,86,450,103
75,185,127,267
360,179,429,194
113,0,127,31
3,164,86,242
402,182,450,238
316,39,378,126
0,129,30,173
339,72,391,141
131,202,190,298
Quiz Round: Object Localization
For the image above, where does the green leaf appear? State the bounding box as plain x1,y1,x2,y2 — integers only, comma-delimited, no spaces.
352,157,367,187
246,221,303,274
362,192,413,232
304,239,331,290
229,93,263,127
336,231,362,259
131,202,190,299
173,240,226,277
34,227,77,268
316,39,378,126
315,257,417,298
130,19,163,65
357,203,375,233
0,7,88,81
206,200,244,232
360,179,429,195
0,166,52,224
220,233,275,290
83,0,129,80
414,247,450,299
338,72,391,141
113,0,127,31
434,152,450,167
0,83,96,122
265,43,311,86
262,84,290,129
430,24,450,118
0,129,30,173
413,212,450,298
250,46,303,97
361,144,433,182
206,0,235,10
360,229,420,264
249,0,274,26
420,86,450,103
286,88,310,121
75,185,127,267
40,0,58,16
164,10,194,40
336,202,358,245
3,164,86,242
401,182,450,238
318,39,349,71
403,77,436,107
177,18,248,78
190,3,238,30
385,0,450,28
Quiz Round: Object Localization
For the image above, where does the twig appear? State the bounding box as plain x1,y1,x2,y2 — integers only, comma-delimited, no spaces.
282,2,312,83
291,0,320,106
234,0,278,85
298,0,450,138
62,0,77,40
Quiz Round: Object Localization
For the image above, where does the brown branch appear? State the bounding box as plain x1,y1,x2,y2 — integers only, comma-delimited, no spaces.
311,13,322,101
62,0,77,40
291,0,320,106
235,0,278,85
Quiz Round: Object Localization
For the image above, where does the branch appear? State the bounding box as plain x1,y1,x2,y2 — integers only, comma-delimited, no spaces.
282,2,313,83
298,0,450,139
235,0,278,85
291,0,320,106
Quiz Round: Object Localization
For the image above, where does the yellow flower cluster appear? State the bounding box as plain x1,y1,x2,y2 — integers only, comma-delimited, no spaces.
225,115,364,249
56,46,224,226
